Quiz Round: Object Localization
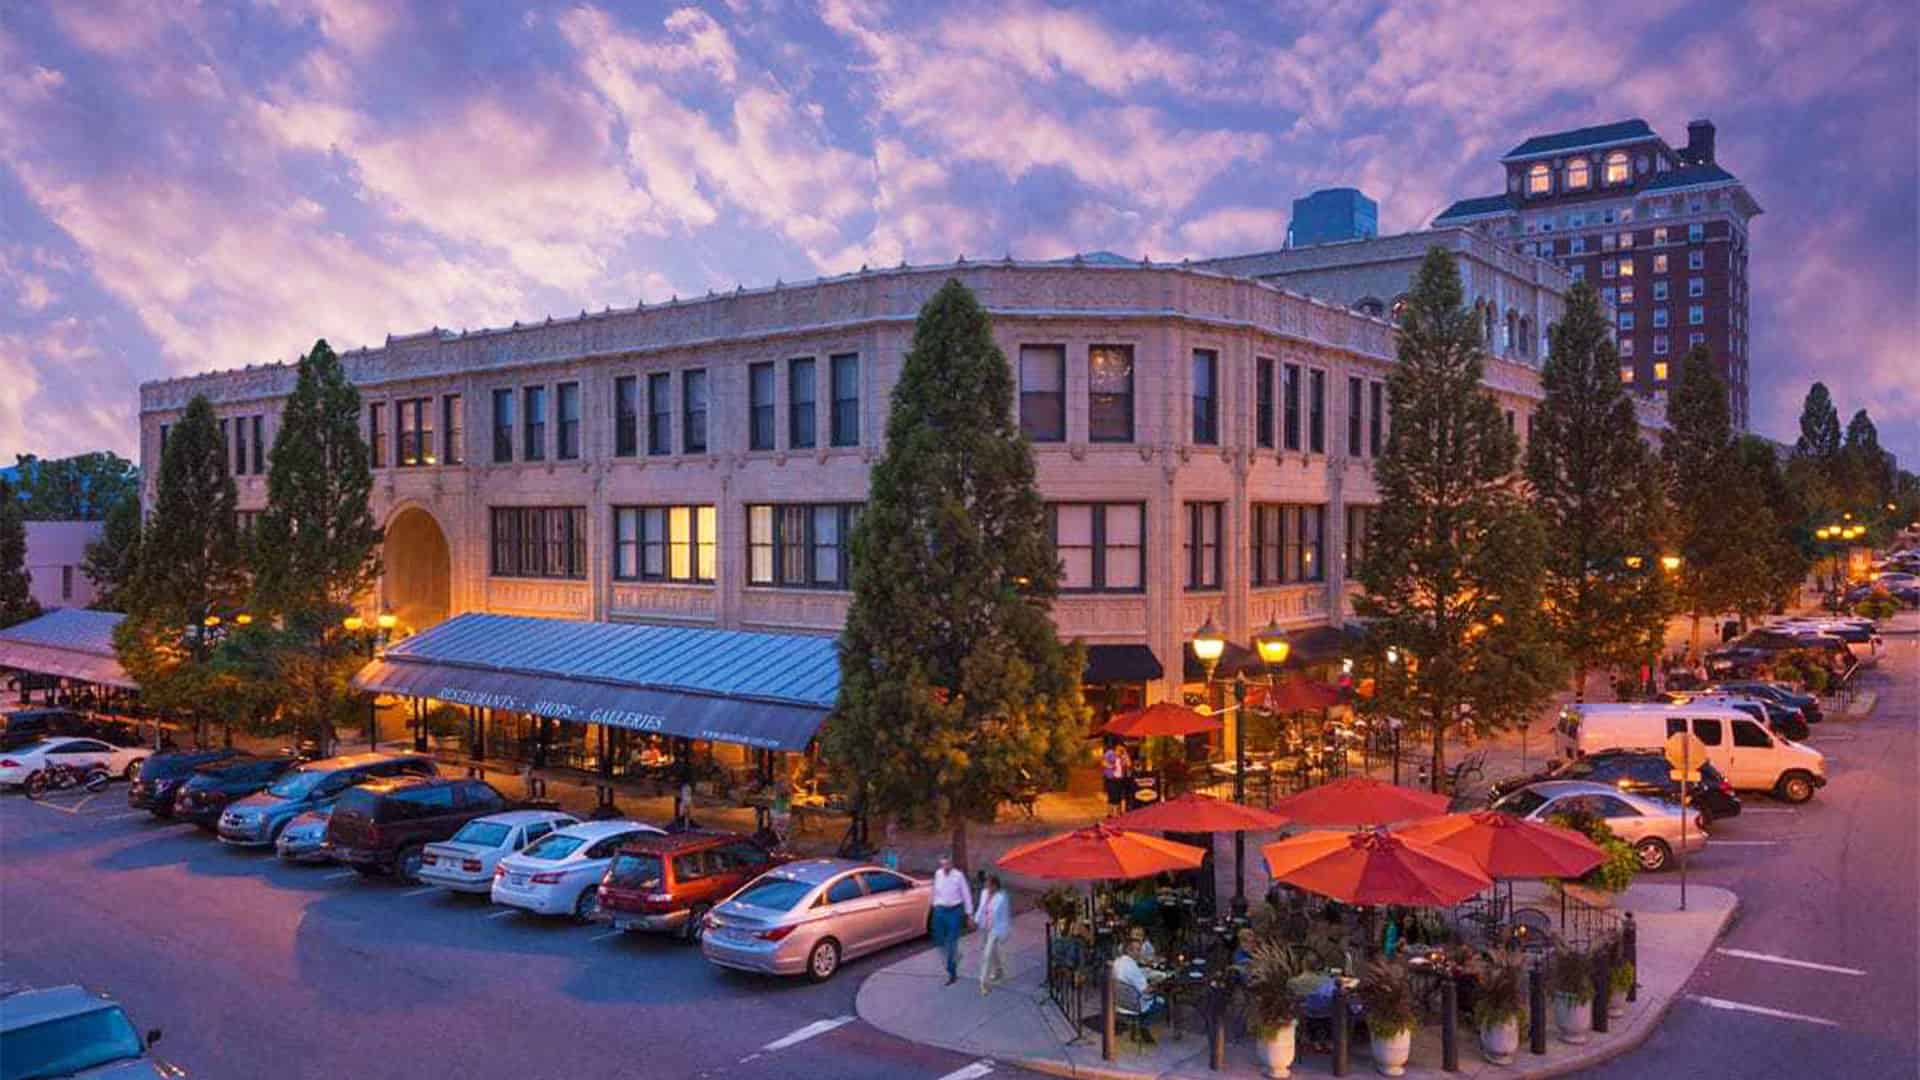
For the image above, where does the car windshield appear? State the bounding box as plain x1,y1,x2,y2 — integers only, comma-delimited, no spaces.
452,821,512,847
0,1006,145,1080
732,876,814,912
266,769,326,799
521,833,587,861
1492,790,1550,818
607,852,663,889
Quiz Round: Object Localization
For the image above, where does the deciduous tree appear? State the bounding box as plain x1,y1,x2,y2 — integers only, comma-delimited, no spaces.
10,451,139,521
0,476,40,629
82,492,143,612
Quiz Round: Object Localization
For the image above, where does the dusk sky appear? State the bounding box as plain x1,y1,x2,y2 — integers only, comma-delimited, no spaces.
2,0,1915,467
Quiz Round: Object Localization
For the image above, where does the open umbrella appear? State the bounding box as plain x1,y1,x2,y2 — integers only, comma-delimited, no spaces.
1394,810,1604,880
1262,828,1493,907
1272,777,1451,827
1100,702,1222,739
998,822,1208,881
1246,676,1343,712
1109,790,1289,833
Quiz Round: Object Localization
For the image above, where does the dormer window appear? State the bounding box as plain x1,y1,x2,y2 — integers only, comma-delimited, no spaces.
1604,150,1630,185
1527,162,1552,195
1566,157,1590,189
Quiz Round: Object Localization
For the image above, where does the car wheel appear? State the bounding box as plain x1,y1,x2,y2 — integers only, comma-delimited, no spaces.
22,771,46,799
682,903,711,945
1633,838,1672,872
1777,772,1815,804
573,883,601,923
124,758,145,781
396,845,426,883
806,938,841,982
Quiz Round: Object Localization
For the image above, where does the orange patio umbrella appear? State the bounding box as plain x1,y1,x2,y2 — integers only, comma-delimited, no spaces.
1246,676,1343,712
1100,702,1222,739
1271,777,1452,827
1109,790,1290,834
998,822,1208,881
1263,828,1493,907
1394,810,1604,880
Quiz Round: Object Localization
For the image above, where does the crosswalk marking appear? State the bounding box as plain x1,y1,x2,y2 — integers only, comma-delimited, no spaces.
1715,948,1866,976
1688,994,1838,1027
761,1015,855,1052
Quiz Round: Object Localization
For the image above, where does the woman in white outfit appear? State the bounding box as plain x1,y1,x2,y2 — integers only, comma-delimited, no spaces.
974,873,1012,993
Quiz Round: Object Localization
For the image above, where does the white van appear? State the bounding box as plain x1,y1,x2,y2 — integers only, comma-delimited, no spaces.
1554,703,1827,803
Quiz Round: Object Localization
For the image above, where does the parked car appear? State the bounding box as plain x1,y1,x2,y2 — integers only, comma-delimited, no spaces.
1491,780,1705,872
128,748,243,818
276,807,335,864
418,809,579,893
1769,618,1883,665
1707,630,1856,684
0,736,147,790
1663,692,1809,742
702,858,933,982
1556,703,1827,803
491,819,663,920
599,831,787,942
172,755,299,831
217,752,436,848
1486,749,1741,824
322,776,514,881
0,708,83,751
0,983,179,1080
1708,681,1823,725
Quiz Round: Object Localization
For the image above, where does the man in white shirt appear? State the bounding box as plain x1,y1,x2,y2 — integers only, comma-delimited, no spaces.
930,854,973,985
973,874,1013,993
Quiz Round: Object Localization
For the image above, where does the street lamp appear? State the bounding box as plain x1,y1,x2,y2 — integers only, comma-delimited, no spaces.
1660,554,1682,573
1384,647,1405,784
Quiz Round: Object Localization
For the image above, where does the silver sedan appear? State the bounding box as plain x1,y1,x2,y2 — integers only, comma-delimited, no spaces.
701,858,931,981
1492,779,1707,872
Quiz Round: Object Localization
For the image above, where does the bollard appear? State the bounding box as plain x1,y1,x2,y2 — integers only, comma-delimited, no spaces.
1592,952,1612,1034
1623,915,1639,1003
1528,964,1548,1055
1332,983,1350,1076
1102,963,1116,1062
1441,976,1459,1072
1209,979,1226,1070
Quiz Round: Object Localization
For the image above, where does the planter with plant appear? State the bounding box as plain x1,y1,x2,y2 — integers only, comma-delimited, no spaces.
1608,961,1635,1017
1546,809,1637,904
1470,949,1527,1064
1548,947,1595,1044
1358,959,1418,1076
1244,942,1302,1077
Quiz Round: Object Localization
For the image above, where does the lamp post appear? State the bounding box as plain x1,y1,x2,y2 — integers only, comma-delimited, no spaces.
1190,615,1232,910
1385,647,1403,784
1246,619,1290,915
343,613,395,752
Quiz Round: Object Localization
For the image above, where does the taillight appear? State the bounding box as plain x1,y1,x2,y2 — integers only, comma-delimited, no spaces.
463,859,482,873
421,853,438,866
494,865,508,879
0,759,18,768
1719,779,1734,796
530,872,563,885
755,925,797,942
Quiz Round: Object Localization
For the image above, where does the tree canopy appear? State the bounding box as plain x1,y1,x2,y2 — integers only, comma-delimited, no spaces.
81,491,143,612
8,451,139,521
0,476,40,629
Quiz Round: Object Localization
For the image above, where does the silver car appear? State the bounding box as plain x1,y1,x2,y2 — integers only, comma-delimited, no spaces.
1492,779,1707,872
701,858,931,982
276,807,334,864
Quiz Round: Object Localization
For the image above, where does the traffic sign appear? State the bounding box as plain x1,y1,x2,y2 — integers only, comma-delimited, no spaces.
1665,731,1708,780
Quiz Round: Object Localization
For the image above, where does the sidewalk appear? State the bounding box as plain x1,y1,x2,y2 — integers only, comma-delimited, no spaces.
856,883,1738,1080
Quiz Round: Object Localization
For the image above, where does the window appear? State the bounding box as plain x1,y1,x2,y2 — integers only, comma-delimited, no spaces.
788,358,816,449
159,423,169,455
1191,349,1218,444
233,416,248,475
398,397,432,466
1654,335,1669,356
1690,718,1723,746
1601,259,1616,279
647,372,672,455
60,565,72,601
1526,162,1551,194
489,507,587,579
1619,337,1634,357
1732,720,1772,749
1569,265,1585,282
1618,312,1635,331
679,369,707,453
1184,503,1223,590
1308,369,1326,454
826,876,865,905
1566,156,1589,189
1618,257,1634,279
1346,376,1363,456
1652,226,1668,245
1688,249,1704,271
746,503,861,588
748,362,776,451
1688,223,1704,243
613,505,716,583
1620,366,1635,384
1688,304,1705,326
829,354,859,446
1619,285,1634,305
1653,308,1669,329
491,390,513,463
1368,382,1384,457
367,404,387,468
614,377,639,457
1569,235,1586,254
1604,150,1629,184
1653,361,1669,381
1653,280,1669,301
1602,287,1618,307
1018,345,1065,442
1255,357,1275,449
1688,278,1705,299
1251,504,1324,584
442,395,462,465
1689,333,1705,349
1088,345,1134,442
1344,504,1374,571
556,382,580,460
1047,503,1144,592
1618,231,1634,249
523,386,546,462
1282,363,1302,450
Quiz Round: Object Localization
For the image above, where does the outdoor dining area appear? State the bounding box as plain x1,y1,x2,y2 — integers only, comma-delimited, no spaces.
1000,775,1642,1076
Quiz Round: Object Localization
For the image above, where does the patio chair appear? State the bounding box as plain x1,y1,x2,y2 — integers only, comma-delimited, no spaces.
1113,976,1167,1046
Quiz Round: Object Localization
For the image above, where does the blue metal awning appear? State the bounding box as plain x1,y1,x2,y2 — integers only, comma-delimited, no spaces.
350,613,840,752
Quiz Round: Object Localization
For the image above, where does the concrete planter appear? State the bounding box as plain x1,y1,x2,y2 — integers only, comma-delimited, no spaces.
1553,993,1594,1044
1478,1017,1520,1064
1256,1021,1297,1078
1369,1029,1412,1076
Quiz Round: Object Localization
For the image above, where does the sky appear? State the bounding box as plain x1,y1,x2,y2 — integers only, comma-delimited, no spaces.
1,0,1915,468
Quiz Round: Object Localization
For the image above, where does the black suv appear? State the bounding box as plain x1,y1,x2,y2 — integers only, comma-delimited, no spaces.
172,755,300,831
0,709,83,751
1488,749,1741,823
129,748,243,817
1709,682,1822,725
323,776,512,881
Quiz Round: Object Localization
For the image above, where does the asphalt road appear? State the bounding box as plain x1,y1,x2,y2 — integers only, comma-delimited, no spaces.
0,793,1015,1080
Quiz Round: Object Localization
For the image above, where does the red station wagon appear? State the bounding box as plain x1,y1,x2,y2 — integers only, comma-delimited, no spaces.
598,832,786,943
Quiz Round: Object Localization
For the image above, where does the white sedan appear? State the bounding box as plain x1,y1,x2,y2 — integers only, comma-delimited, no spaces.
0,737,147,788
491,819,663,920
419,809,579,893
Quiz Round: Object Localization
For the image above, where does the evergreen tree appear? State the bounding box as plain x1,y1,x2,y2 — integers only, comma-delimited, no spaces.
1841,409,1893,508
1356,249,1564,791
0,476,40,628
1793,383,1842,460
1524,281,1670,700
1735,435,1812,613
81,491,143,612
823,279,1087,868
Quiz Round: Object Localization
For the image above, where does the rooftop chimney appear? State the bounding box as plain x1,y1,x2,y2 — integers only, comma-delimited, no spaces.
1684,119,1716,166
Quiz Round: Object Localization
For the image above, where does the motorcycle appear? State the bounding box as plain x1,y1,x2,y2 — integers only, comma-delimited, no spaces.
25,762,112,799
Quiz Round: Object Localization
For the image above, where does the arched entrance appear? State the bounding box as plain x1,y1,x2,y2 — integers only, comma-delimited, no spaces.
383,507,452,632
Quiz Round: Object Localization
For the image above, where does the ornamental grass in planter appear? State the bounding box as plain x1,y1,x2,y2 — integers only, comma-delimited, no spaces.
1548,947,1595,1044
1470,949,1527,1065
1244,942,1303,1078
1609,961,1635,1017
1358,959,1417,1076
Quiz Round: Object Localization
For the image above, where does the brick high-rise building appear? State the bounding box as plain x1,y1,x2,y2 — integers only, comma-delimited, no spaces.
1434,118,1761,428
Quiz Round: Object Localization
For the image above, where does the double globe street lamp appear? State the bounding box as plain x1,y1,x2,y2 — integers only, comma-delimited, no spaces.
1191,614,1290,915
343,610,399,750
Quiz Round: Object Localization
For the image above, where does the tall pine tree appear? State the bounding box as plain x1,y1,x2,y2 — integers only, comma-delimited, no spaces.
1793,383,1842,460
82,491,143,612
1524,281,1669,700
0,477,40,628
1357,249,1564,790
824,280,1087,868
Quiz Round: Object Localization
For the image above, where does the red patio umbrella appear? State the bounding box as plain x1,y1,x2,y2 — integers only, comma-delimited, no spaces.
1394,810,1604,880
1108,790,1290,833
1271,777,1452,827
1246,676,1343,712
1101,702,1222,739
998,822,1208,881
1262,828,1493,907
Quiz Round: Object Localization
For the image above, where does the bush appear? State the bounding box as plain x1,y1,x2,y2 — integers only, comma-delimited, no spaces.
1853,591,1900,622
1358,959,1418,1037
1470,949,1527,1029
1801,664,1831,695
1548,947,1594,1003
1546,811,1638,894
1610,961,1636,996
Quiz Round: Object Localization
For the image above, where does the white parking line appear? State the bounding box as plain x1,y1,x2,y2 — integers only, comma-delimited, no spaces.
936,1061,996,1080
402,887,439,897
1741,807,1798,814
588,929,625,942
323,870,359,881
485,909,519,920
1687,994,1839,1027
100,811,150,821
760,1015,855,1052
1716,948,1867,976
1708,840,1787,846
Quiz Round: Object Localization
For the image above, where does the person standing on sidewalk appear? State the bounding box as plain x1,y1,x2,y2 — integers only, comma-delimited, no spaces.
1102,739,1132,814
930,854,973,985
973,874,1012,994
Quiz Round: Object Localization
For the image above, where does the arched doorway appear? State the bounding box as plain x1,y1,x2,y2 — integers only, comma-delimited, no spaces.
383,507,452,632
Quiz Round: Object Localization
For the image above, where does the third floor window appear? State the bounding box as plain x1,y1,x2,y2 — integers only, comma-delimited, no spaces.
789,357,816,449
1191,349,1219,444
830,354,859,447
748,362,776,451
1088,344,1134,442
397,396,433,466
614,376,639,457
556,382,580,461
1308,368,1326,454
1255,357,1275,449
682,369,708,454
523,386,547,462
491,389,513,463
648,372,672,455
1018,345,1065,443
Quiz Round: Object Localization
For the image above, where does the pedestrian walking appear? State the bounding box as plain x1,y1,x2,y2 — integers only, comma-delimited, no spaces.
974,874,1012,994
930,854,974,985
1102,739,1132,814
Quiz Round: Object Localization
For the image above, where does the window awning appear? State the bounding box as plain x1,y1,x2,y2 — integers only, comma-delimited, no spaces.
350,613,840,752
1083,644,1164,684
0,608,134,690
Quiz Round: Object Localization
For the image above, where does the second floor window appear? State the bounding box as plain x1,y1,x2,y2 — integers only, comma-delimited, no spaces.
748,362,775,451
398,397,433,466
1088,344,1134,442
491,389,513,463
1283,363,1302,451
1184,502,1223,590
1047,502,1144,593
368,403,387,468
613,505,716,583
250,416,264,474
1308,369,1326,454
830,354,859,446
1255,357,1275,449
1347,376,1363,457
232,415,248,475
489,506,586,579
614,376,639,457
648,372,672,455
747,503,861,589
523,386,546,462
1251,503,1324,585
442,394,462,465
682,369,708,454
1191,349,1218,444
1368,382,1384,457
1019,345,1065,442
789,358,816,448
556,382,580,460
1345,504,1374,571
